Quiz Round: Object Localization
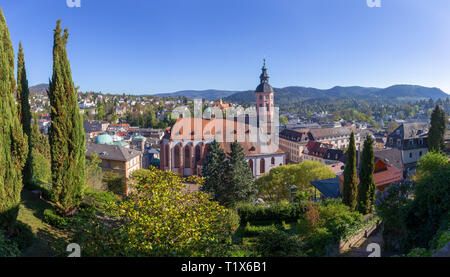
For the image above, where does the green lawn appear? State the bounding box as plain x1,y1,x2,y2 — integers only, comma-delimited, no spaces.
17,190,71,257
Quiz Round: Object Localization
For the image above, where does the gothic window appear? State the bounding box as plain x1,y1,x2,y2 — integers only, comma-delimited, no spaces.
184,146,191,168
195,145,201,163
174,145,180,168
260,159,265,174
165,145,169,167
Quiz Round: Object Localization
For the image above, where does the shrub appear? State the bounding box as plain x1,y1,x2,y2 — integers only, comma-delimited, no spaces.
84,188,120,214
9,222,35,251
305,227,333,257
237,202,307,224
255,229,304,257
0,232,21,257
242,222,278,237
43,209,69,229
103,171,125,195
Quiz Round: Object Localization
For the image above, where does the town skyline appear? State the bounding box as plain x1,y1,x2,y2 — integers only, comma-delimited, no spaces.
2,0,450,94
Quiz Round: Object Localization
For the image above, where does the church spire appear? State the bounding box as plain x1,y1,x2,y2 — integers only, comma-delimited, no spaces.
260,58,270,84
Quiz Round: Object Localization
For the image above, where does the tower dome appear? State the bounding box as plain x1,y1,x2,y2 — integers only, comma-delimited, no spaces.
95,133,113,145
255,58,274,93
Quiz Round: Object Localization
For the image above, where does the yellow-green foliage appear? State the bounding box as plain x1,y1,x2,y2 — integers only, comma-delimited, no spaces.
75,168,240,256
256,160,336,202
0,8,28,230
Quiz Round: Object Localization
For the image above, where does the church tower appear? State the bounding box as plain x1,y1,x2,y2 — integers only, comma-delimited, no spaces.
255,59,274,132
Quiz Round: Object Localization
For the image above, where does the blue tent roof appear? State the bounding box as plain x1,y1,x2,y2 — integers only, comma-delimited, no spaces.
311,177,341,199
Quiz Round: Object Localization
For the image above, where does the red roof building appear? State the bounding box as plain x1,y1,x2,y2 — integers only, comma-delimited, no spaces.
339,159,402,192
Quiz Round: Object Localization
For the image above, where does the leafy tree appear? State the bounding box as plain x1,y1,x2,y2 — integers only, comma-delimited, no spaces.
416,151,448,181
74,168,239,256
357,135,376,214
428,105,446,151
17,42,33,187
402,167,450,251
95,101,105,121
85,153,104,190
48,20,86,215
102,171,125,195
30,115,50,160
342,132,358,211
201,140,227,199
0,8,28,231
222,141,257,207
256,161,336,202
280,116,289,125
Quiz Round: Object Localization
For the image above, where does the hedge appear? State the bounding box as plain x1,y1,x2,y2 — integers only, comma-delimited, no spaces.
43,209,70,229
237,202,307,224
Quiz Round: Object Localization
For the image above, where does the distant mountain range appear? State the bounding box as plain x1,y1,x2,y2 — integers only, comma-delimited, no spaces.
29,83,449,104
154,90,238,100
29,83,49,93
223,85,449,105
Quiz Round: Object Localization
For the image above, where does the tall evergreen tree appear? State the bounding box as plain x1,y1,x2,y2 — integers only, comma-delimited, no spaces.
357,135,376,214
48,20,86,215
428,105,446,152
343,132,358,211
224,141,256,207
201,140,226,200
0,8,28,231
17,42,33,187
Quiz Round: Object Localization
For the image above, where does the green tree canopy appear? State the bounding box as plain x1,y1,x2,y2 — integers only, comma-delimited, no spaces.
222,141,257,207
428,105,446,152
48,20,86,215
17,42,33,187
256,160,336,202
74,168,239,256
416,151,449,181
0,8,28,231
357,135,376,214
342,132,358,211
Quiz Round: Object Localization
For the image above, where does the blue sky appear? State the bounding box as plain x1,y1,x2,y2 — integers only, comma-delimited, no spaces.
1,0,450,94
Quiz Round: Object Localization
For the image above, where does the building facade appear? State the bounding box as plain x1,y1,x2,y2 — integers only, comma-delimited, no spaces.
385,122,429,175
160,61,285,178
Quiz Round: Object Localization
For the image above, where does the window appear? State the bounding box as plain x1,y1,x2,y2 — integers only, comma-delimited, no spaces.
409,153,412,158
165,145,169,167
271,157,275,165
174,146,180,168
260,159,265,174
259,95,263,100
195,145,201,164
184,146,190,168
249,160,253,174
419,151,423,156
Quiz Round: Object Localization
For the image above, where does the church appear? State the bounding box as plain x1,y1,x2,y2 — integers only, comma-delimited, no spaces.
159,61,285,178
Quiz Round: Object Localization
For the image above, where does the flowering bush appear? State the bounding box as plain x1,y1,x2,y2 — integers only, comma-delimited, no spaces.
375,179,414,226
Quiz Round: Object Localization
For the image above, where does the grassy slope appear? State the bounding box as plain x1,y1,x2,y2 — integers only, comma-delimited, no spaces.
17,190,71,257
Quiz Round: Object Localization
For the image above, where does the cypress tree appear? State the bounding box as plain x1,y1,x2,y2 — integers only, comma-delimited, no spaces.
343,132,358,211
201,140,226,200
0,8,28,231
428,105,446,152
17,42,33,187
357,135,376,214
48,20,86,215
224,141,256,207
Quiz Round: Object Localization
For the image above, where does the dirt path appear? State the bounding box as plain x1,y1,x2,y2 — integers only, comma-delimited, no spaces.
344,226,394,257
